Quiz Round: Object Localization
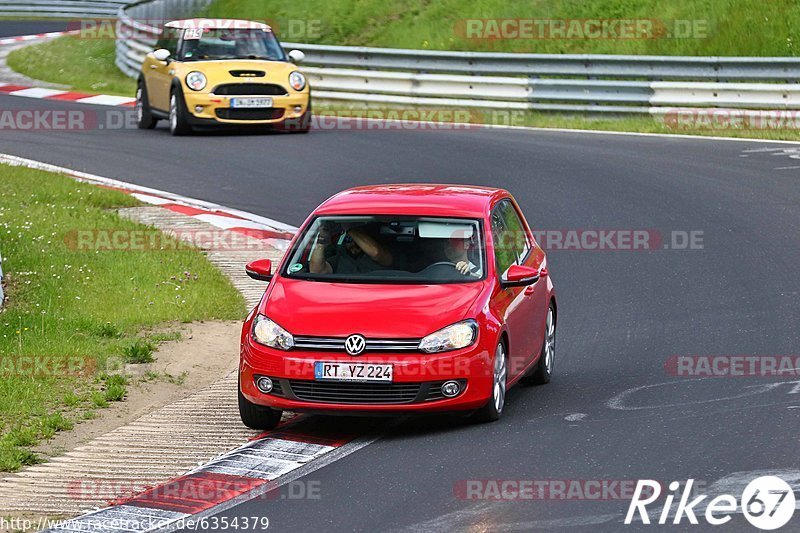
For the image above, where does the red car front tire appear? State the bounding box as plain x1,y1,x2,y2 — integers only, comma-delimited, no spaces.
473,342,507,423
238,378,282,430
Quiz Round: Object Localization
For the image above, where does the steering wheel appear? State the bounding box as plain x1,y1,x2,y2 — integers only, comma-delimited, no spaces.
427,261,459,269
418,261,463,279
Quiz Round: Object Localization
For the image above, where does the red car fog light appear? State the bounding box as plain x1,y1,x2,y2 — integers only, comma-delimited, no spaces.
441,380,462,398
255,376,274,394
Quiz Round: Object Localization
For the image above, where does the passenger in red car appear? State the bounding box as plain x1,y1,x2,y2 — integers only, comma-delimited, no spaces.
309,225,393,274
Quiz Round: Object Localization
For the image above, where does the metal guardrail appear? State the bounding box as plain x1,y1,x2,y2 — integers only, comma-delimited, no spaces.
114,0,211,77
281,42,800,82
20,0,800,113
300,67,800,112
0,0,127,17
274,43,800,111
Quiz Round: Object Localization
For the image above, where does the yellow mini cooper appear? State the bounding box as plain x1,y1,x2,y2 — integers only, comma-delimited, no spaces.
136,18,311,135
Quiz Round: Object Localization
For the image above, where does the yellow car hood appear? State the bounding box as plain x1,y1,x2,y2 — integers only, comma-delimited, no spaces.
172,60,303,94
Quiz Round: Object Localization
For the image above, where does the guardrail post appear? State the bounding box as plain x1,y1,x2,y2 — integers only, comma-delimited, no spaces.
0,250,5,308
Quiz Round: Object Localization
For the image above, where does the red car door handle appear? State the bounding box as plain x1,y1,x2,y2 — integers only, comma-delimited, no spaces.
524,267,547,294
524,284,537,295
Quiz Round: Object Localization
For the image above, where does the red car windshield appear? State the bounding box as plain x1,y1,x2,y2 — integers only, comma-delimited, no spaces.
283,216,485,283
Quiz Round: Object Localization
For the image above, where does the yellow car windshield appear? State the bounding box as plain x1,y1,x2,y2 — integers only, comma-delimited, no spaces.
180,29,285,62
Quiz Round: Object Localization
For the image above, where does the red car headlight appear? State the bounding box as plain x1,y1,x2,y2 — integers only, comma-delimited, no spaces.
252,314,294,350
418,319,478,353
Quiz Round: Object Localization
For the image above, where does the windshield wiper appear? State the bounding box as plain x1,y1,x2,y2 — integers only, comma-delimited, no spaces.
181,54,278,61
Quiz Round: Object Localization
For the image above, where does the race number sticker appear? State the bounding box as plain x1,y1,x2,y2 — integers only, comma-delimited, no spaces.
741,476,795,530
184,28,204,40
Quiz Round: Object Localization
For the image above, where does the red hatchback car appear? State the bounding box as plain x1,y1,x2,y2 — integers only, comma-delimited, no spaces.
239,185,557,428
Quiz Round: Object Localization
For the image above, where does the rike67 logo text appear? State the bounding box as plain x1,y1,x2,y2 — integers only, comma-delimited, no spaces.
625,476,795,530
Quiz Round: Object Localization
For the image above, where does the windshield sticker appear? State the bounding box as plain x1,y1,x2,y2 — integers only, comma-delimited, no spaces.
184,28,204,40
288,263,304,274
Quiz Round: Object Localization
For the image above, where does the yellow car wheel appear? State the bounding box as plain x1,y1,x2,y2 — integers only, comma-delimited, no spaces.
135,80,157,130
169,89,192,136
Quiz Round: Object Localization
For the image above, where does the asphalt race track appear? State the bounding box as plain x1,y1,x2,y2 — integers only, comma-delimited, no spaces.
1,34,799,530
0,20,67,38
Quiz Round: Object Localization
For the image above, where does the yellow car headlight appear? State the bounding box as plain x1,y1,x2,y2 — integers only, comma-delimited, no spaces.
186,71,207,91
289,71,307,91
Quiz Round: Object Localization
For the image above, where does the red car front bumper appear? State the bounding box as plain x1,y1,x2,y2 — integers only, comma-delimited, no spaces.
240,337,494,413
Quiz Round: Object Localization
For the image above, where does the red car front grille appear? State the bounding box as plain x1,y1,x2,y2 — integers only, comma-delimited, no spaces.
292,336,421,353
287,380,421,404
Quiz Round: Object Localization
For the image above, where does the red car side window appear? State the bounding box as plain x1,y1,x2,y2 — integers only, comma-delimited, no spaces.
491,200,531,277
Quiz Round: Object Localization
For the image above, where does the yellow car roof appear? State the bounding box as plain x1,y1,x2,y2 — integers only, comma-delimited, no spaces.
165,19,272,31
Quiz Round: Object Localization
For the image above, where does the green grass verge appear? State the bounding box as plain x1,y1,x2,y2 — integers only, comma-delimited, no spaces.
313,103,800,141
206,0,800,56
7,36,135,96
0,164,245,471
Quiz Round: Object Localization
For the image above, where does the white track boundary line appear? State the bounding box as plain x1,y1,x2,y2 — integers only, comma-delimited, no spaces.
0,30,77,46
44,433,386,533
150,432,387,533
0,153,298,233
475,121,800,145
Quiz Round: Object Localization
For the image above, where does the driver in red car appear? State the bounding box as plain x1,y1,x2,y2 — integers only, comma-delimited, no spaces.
444,234,481,277
309,224,393,274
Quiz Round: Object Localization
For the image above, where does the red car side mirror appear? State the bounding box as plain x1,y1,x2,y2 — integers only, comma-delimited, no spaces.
245,259,273,281
503,264,541,287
